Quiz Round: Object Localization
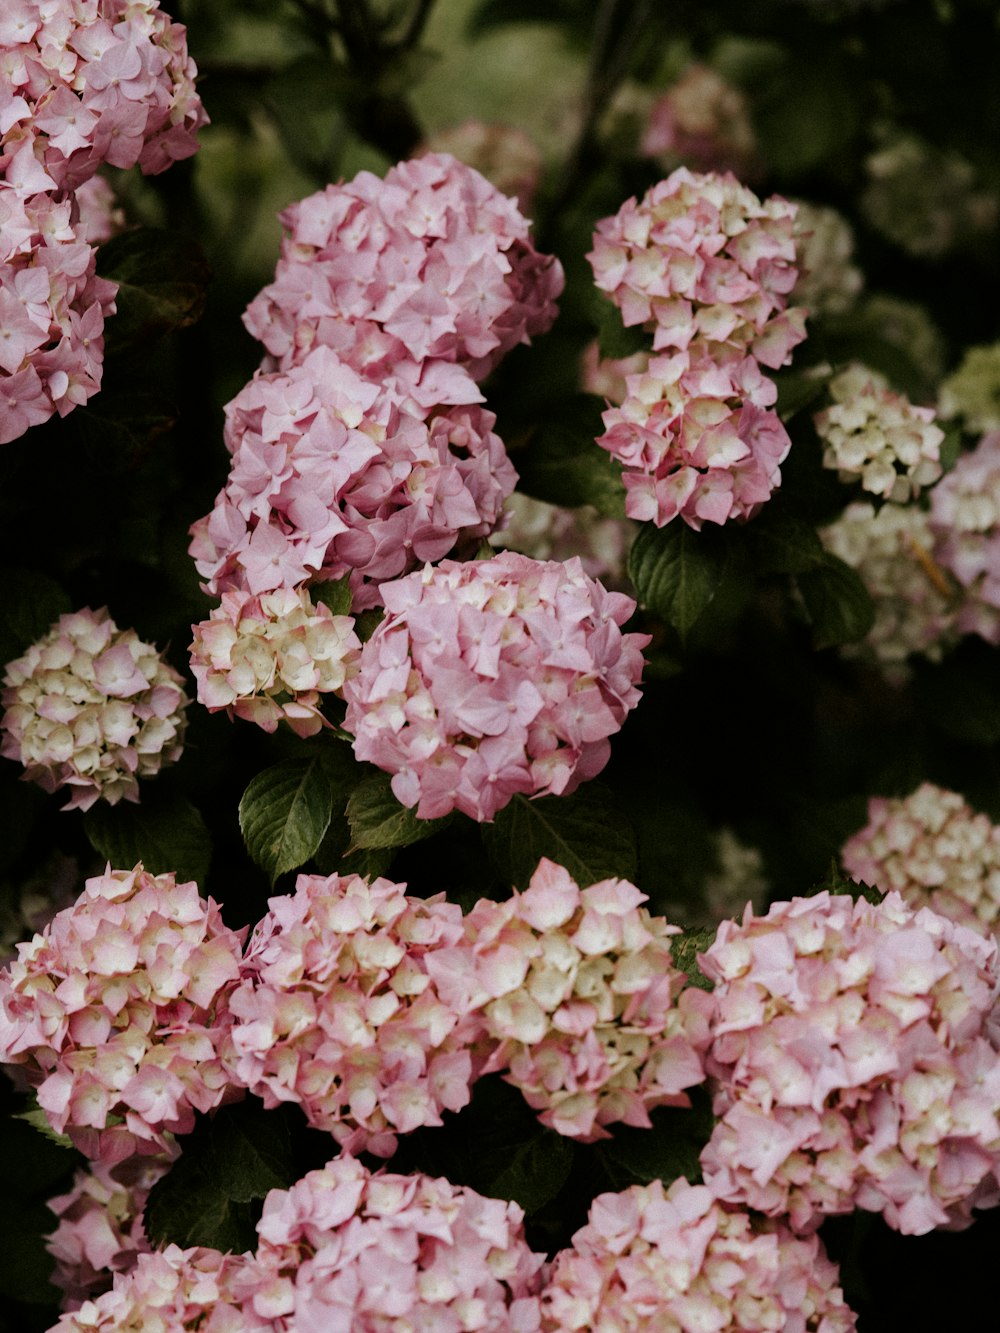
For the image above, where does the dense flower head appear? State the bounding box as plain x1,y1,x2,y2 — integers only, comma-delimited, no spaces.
189,586,361,738
0,190,117,444
234,1155,546,1331
928,430,1000,643
640,64,758,179
0,0,206,199
489,492,636,590
842,783,1000,938
820,500,959,677
243,152,563,393
814,365,944,501
0,864,245,1161
226,871,482,1157
699,890,1000,1234
425,858,712,1141
418,121,543,215
46,1153,172,1309
792,202,863,317
189,346,517,611
1,606,188,811
342,553,650,822
939,342,1000,435
48,1244,262,1333
539,1176,857,1332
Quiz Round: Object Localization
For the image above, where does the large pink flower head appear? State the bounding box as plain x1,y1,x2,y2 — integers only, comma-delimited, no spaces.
1,606,189,811
226,871,483,1158
189,346,517,611
46,1152,172,1309
243,152,563,396
233,1155,546,1331
48,1244,263,1333
0,190,117,444
189,586,361,738
540,1177,857,1332
342,553,650,822
698,890,1000,1234
425,858,712,1141
0,864,245,1162
842,783,1000,938
0,0,206,199
929,430,1000,644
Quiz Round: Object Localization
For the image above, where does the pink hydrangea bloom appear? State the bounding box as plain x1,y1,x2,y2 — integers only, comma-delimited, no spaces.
588,170,806,528
0,864,246,1161
189,345,517,611
418,122,543,216
233,1155,546,1331
48,1244,264,1333
0,0,206,199
226,872,484,1158
189,586,361,737
699,890,1000,1234
0,191,117,444
540,1177,857,1332
342,553,650,822
842,783,1000,938
1,606,188,811
929,430,1000,643
641,65,758,180
46,1152,173,1309
425,858,712,1141
243,152,563,393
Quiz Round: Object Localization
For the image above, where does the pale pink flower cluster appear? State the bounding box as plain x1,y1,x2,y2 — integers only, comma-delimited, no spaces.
699,890,1000,1234
243,152,563,397
489,492,636,590
842,783,1000,938
49,1244,265,1333
419,122,543,215
589,169,806,528
814,364,944,501
0,865,245,1162
641,65,758,179
1,606,189,811
188,586,361,738
233,1155,546,1330
226,872,482,1158
426,858,712,1141
190,345,516,612
540,1176,857,1332
792,202,863,317
0,190,117,443
579,339,650,404
46,1153,171,1308
929,430,1000,644
342,553,649,822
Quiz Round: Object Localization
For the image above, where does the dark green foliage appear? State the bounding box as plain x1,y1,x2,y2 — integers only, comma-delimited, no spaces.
84,786,213,886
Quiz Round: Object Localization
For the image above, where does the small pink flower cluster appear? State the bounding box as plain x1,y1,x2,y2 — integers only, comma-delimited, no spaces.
0,865,245,1162
489,492,636,591
190,345,515,612
49,1244,266,1333
426,858,712,1141
0,190,117,443
589,168,806,528
233,1156,546,1330
243,151,562,396
699,890,1000,1234
539,1176,857,1332
226,872,482,1158
46,1154,171,1309
1,606,189,810
0,0,206,444
929,430,1000,643
188,586,361,738
641,64,758,179
842,783,1000,937
342,553,649,822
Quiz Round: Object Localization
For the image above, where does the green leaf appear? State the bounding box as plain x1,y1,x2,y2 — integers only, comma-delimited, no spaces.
485,1131,574,1214
14,1106,74,1151
239,756,336,885
145,1101,293,1252
669,928,718,992
512,395,627,518
595,298,650,361
98,228,210,354
598,1090,715,1189
627,522,731,644
797,553,875,649
263,56,348,179
481,783,638,891
746,506,826,576
0,568,70,667
309,577,353,617
83,787,212,886
346,771,451,850
72,388,177,458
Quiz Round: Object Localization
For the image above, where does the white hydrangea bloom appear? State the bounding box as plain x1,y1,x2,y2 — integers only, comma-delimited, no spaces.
792,202,864,317
939,343,1000,436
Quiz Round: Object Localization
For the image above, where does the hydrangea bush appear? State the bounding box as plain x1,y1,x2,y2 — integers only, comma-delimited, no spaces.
1,3,1000,1330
